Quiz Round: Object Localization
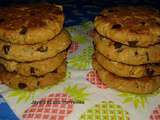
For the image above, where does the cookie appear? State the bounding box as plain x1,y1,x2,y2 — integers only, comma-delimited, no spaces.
0,51,67,77
0,62,66,90
93,31,160,65
94,51,160,78
0,4,64,44
0,30,71,62
94,6,160,47
93,59,160,94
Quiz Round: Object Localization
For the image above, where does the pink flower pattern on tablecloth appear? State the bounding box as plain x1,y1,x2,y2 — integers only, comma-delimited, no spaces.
68,41,80,54
86,69,107,89
23,93,73,120
150,105,160,120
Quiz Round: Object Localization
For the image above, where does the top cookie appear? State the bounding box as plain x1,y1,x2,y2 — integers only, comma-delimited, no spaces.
0,4,64,44
94,6,160,47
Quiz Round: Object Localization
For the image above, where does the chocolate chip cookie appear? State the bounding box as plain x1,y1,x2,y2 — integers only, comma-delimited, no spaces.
94,51,160,78
0,62,66,90
0,4,64,44
0,51,67,77
94,6,160,47
0,30,71,62
93,58,160,94
93,31,160,65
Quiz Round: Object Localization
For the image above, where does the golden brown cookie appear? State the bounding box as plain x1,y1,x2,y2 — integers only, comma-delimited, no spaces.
94,6,160,47
94,51,160,78
93,31,160,65
0,4,64,44
0,62,66,90
0,51,67,77
0,30,71,62
93,58,160,94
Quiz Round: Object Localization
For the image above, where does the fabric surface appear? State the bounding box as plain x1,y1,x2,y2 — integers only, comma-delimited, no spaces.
0,21,160,120
0,1,160,120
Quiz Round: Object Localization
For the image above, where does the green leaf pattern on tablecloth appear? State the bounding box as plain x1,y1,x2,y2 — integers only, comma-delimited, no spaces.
72,34,87,44
80,21,93,31
7,87,50,103
80,101,130,120
64,85,89,102
118,92,148,109
68,47,93,69
118,89,160,109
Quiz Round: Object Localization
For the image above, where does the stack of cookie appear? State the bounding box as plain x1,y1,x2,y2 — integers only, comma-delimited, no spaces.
0,4,71,90
92,6,160,94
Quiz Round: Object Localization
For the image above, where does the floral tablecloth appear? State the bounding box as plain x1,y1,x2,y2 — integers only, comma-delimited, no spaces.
0,1,160,120
0,21,160,120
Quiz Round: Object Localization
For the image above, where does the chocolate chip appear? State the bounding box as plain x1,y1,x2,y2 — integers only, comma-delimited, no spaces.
128,41,138,47
53,69,58,73
3,45,10,54
154,63,160,66
112,24,122,29
134,81,139,88
135,51,138,55
30,12,35,16
146,68,154,76
114,42,122,49
92,42,96,47
18,83,27,89
98,14,104,17
37,46,48,52
140,22,145,26
19,26,28,35
37,81,40,86
156,22,160,26
108,9,114,12
0,18,4,23
145,52,149,61
0,64,5,71
30,67,35,74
